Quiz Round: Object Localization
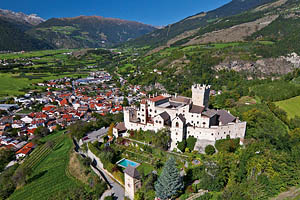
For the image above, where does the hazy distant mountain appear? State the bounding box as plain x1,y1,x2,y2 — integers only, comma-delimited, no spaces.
0,9,45,26
26,16,157,49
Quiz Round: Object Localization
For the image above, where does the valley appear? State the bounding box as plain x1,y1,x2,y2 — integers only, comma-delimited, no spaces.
1,0,300,200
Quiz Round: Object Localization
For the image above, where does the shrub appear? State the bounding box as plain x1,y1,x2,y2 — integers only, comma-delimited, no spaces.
205,145,216,155
186,136,197,150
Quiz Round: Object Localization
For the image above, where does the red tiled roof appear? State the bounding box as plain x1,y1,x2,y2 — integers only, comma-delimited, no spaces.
42,105,56,112
16,142,34,155
60,98,68,106
27,128,36,135
149,96,168,102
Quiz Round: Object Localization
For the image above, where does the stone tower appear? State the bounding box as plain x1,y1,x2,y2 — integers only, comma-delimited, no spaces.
124,165,142,200
191,84,210,108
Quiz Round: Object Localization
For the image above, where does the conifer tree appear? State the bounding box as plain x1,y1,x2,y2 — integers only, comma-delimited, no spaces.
155,157,184,199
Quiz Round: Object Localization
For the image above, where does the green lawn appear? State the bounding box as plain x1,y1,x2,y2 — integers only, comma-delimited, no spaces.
275,96,300,119
0,73,33,97
9,135,81,200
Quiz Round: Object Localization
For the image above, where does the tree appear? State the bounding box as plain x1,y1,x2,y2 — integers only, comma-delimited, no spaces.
205,145,216,155
155,157,184,199
107,123,114,137
177,140,186,152
186,136,197,150
34,127,50,137
122,97,129,106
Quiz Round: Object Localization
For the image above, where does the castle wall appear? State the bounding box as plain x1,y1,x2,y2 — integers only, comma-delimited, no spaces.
187,121,247,142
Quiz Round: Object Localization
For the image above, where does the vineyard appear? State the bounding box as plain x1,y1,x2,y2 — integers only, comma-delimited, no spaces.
22,135,65,169
9,133,81,200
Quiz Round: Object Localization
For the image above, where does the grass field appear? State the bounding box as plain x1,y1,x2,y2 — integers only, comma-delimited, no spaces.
0,73,33,97
0,72,88,98
9,134,81,200
275,96,300,119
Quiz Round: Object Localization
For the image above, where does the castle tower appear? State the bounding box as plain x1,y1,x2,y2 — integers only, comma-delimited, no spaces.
124,165,142,200
192,84,210,108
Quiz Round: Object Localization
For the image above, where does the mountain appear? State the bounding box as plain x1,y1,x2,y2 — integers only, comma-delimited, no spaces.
0,9,44,26
124,0,278,49
0,16,53,51
26,16,157,49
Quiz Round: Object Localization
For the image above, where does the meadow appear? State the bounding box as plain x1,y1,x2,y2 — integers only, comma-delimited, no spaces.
9,133,81,200
275,96,300,119
0,72,88,98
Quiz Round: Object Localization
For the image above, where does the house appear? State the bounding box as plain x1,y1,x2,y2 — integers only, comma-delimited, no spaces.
21,116,33,124
12,120,25,129
113,122,127,138
16,142,35,159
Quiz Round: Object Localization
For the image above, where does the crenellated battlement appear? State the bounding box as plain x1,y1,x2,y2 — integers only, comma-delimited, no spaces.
192,84,211,90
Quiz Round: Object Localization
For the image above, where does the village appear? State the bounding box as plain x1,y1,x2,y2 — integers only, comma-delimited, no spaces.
0,70,148,165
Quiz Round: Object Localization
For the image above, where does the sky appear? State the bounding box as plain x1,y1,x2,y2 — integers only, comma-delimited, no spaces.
1,0,231,26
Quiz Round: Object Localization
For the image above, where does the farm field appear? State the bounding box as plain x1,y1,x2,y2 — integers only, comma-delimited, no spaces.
275,96,300,119
0,73,33,97
0,72,88,98
9,133,81,200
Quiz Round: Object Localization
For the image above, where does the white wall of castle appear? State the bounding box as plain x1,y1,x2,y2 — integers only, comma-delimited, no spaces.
186,121,246,141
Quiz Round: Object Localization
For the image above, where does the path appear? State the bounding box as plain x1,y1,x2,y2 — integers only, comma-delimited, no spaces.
86,148,125,200
271,186,300,200
73,138,125,199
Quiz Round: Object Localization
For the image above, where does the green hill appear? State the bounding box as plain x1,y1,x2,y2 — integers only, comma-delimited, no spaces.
27,16,157,49
0,17,53,51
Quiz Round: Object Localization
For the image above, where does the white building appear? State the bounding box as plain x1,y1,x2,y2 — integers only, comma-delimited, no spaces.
120,84,247,151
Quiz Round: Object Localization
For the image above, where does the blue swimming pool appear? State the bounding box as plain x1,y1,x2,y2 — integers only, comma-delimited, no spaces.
117,158,140,168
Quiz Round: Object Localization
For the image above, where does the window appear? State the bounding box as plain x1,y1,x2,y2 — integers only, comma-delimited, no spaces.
191,121,193,124
155,120,158,123
159,121,162,124
191,115,193,117
197,121,199,124
211,133,214,136
176,122,179,128
142,109,144,111
176,132,178,135
150,109,152,112
155,110,157,113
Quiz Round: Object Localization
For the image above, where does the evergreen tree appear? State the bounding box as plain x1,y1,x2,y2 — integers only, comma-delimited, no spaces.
155,157,184,199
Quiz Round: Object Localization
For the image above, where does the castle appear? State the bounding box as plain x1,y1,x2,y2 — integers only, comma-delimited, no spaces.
114,84,246,151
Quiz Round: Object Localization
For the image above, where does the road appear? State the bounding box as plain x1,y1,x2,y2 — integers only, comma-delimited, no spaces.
73,138,125,200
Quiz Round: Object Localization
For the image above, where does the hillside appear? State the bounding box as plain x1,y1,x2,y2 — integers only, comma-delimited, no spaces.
27,16,157,48
125,0,277,48
0,17,53,51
